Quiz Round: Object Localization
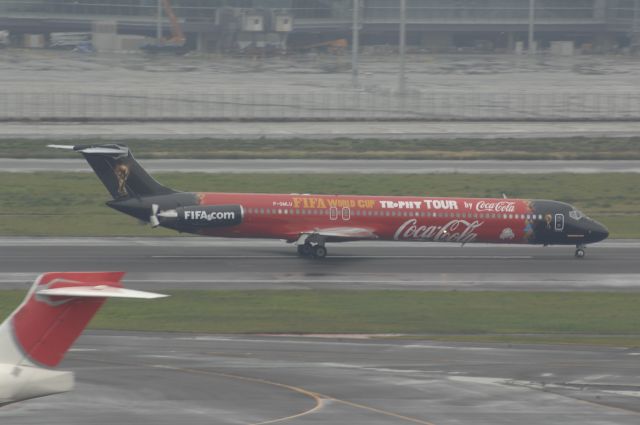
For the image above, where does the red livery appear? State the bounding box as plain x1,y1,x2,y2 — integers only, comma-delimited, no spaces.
53,144,609,258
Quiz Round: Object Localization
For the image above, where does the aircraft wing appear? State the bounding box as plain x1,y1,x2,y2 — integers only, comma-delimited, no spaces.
298,227,378,243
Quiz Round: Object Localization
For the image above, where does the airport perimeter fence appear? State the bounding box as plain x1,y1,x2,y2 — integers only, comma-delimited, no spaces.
2,91,640,121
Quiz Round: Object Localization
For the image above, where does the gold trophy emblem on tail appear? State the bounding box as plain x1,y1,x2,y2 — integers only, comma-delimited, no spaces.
114,162,130,197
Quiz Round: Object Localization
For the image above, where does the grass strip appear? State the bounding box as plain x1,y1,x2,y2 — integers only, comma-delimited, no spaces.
1,137,639,160
2,290,640,347
0,172,637,237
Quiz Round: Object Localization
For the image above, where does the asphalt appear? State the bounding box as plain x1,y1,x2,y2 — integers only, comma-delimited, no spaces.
1,238,639,424
2,158,639,174
0,238,639,292
1,332,639,424
4,121,640,139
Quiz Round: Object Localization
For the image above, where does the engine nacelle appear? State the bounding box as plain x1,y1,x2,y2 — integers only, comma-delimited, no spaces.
171,205,243,228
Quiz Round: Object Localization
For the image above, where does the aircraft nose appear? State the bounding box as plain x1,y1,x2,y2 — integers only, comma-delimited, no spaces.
586,221,609,243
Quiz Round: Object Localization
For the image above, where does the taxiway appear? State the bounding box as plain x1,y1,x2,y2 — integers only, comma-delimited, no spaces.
0,238,638,292
0,332,639,424
2,158,639,174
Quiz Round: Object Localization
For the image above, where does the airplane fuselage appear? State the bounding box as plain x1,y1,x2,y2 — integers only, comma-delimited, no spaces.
55,143,608,259
109,191,609,249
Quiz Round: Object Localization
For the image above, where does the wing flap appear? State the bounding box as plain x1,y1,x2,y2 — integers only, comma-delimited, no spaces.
298,227,378,242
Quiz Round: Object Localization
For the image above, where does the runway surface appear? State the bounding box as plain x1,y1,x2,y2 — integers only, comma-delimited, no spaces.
0,238,639,292
1,331,639,424
5,121,640,139
2,158,639,174
2,238,639,424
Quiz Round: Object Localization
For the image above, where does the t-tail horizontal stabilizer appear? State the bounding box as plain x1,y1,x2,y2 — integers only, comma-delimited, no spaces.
48,144,176,199
0,272,167,406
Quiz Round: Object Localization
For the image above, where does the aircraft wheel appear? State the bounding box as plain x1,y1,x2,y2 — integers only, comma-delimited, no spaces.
313,245,327,259
575,248,585,259
298,244,313,257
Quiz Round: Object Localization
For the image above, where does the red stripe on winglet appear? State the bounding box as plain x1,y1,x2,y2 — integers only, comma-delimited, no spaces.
12,272,125,367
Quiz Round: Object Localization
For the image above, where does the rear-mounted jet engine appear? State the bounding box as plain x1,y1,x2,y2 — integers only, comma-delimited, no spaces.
152,205,243,228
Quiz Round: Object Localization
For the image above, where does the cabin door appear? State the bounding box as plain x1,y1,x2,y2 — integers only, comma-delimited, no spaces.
554,213,565,232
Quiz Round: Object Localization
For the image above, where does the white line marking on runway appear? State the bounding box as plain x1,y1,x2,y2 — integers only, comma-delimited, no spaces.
151,255,534,260
3,279,640,287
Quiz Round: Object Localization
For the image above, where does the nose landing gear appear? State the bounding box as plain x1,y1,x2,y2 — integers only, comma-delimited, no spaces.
575,244,586,259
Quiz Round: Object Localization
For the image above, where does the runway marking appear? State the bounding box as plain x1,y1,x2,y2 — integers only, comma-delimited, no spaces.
152,366,326,425
322,396,437,425
81,355,438,425
508,378,640,416
153,366,438,425
152,255,533,260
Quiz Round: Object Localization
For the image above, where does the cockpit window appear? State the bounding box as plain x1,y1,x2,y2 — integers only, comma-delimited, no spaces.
569,209,585,220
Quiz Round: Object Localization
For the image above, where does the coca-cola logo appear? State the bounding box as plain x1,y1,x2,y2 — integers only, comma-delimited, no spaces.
476,201,516,213
394,219,483,243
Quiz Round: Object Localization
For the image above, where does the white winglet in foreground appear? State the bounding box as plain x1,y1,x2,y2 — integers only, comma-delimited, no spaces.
0,272,167,406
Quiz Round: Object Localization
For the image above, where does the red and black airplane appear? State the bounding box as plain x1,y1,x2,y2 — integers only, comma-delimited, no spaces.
51,144,608,258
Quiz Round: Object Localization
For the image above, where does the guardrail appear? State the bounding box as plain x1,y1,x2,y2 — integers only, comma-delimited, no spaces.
1,91,639,121
0,1,605,22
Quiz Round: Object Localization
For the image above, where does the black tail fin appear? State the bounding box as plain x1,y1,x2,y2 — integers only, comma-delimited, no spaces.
50,144,176,199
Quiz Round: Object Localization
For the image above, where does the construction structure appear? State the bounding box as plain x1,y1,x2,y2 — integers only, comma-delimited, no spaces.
0,0,640,53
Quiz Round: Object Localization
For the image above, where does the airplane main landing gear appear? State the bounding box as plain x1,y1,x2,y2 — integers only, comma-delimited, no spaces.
575,244,586,259
297,242,327,259
297,243,313,257
313,245,327,258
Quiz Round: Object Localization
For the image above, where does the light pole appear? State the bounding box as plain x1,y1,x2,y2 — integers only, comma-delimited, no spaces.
398,0,406,94
528,0,535,54
351,0,360,88
156,0,163,41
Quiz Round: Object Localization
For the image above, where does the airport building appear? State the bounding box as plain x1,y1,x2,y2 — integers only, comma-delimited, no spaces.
0,0,639,53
